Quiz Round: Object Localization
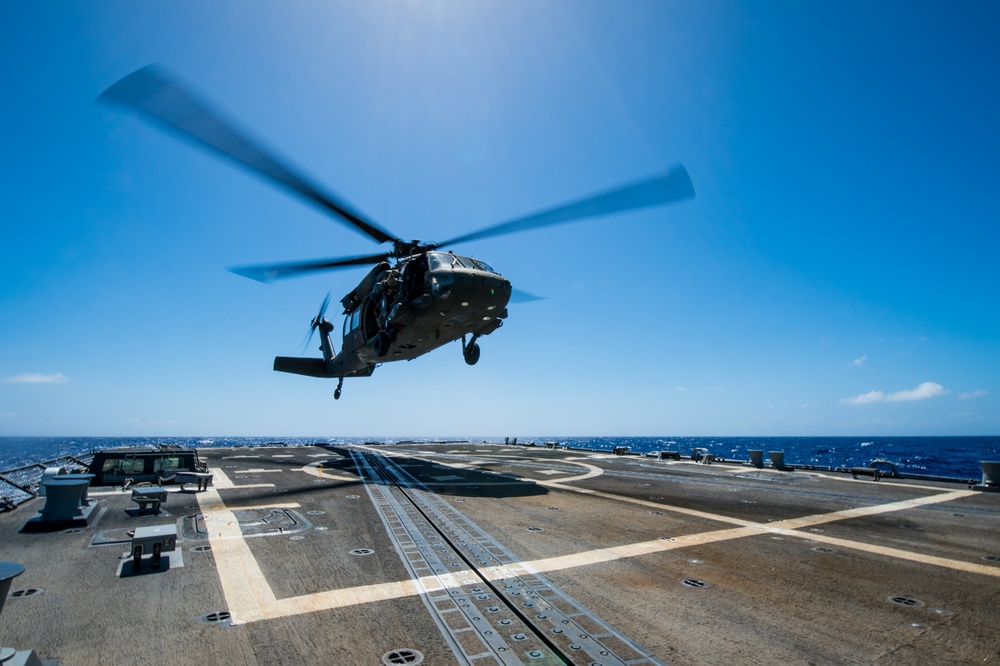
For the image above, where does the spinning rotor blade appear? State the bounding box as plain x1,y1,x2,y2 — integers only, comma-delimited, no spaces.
435,165,694,248
302,292,332,353
509,288,545,304
100,65,399,245
314,292,332,322
228,251,391,283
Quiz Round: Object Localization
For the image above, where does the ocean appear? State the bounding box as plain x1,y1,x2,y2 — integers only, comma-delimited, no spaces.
1,435,998,481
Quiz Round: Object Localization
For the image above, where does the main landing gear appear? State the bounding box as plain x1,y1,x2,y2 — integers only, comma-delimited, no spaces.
334,377,344,400
462,334,481,366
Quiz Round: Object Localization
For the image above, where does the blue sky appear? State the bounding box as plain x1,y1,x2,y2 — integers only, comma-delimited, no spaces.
1,1,997,437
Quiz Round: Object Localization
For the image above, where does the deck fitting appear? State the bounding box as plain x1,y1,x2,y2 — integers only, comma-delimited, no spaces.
381,648,423,665
681,579,709,588
889,596,924,608
349,548,375,556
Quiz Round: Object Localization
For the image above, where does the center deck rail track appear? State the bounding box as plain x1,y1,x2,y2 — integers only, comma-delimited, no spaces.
352,449,665,666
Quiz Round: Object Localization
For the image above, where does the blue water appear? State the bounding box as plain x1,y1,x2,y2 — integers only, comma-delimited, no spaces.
1,435,998,480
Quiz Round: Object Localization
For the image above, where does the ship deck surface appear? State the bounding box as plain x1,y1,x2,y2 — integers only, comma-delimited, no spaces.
2,442,998,665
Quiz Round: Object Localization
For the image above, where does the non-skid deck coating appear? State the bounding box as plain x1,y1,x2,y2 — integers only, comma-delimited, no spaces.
1,442,999,665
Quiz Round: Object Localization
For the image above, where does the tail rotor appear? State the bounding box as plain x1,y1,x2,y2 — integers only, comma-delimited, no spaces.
302,292,332,354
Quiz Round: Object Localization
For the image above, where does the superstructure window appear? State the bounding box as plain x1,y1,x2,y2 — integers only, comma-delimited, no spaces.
153,456,184,473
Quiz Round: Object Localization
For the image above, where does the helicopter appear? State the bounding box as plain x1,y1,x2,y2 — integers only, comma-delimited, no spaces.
101,66,695,399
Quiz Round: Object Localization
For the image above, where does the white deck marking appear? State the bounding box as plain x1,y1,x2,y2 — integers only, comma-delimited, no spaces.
536,461,603,483
210,466,274,490
233,468,283,474
200,455,997,626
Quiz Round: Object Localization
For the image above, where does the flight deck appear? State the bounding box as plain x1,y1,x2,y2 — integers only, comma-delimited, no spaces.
2,442,999,665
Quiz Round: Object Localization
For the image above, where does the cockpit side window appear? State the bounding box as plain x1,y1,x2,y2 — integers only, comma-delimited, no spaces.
471,258,496,274
344,308,361,337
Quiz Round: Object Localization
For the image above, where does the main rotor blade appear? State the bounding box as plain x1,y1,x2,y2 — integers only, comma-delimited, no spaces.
435,166,694,248
509,288,545,304
228,252,390,283
100,65,399,245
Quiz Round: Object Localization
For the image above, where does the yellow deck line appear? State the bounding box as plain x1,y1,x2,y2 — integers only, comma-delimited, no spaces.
196,487,276,625
771,529,1000,577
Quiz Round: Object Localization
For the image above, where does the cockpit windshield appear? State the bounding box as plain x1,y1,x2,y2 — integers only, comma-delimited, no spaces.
427,252,497,274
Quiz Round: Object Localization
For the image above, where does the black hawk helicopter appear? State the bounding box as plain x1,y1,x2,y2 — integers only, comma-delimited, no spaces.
101,66,695,399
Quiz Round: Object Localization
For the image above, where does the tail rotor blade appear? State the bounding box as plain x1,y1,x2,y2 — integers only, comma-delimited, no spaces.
302,292,332,354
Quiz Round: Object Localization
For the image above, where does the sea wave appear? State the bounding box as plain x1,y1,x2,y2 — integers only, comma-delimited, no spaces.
1,435,997,480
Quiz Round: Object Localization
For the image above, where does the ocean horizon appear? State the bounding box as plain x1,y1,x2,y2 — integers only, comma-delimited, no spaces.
2,435,998,481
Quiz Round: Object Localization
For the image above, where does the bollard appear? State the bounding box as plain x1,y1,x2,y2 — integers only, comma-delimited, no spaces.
748,450,764,468
981,461,1000,487
0,562,25,619
769,451,790,470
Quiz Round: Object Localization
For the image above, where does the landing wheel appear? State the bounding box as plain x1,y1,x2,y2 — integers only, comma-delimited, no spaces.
334,378,343,400
334,389,342,400
463,341,481,366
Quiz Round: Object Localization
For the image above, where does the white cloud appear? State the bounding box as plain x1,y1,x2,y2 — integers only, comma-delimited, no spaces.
885,382,947,402
675,386,688,393
958,389,989,400
850,355,868,367
1,372,69,384
841,382,947,406
842,390,885,405
0,410,16,419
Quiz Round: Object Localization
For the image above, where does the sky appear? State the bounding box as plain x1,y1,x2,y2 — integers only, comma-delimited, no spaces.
1,1,998,437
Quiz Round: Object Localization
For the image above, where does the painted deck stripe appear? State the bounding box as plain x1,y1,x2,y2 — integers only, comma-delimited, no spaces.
199,459,995,626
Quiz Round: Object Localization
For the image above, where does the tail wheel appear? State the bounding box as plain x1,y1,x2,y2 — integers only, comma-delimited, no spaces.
464,342,481,366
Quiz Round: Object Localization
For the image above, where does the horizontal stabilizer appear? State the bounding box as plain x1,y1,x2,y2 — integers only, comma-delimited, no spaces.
274,357,331,378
